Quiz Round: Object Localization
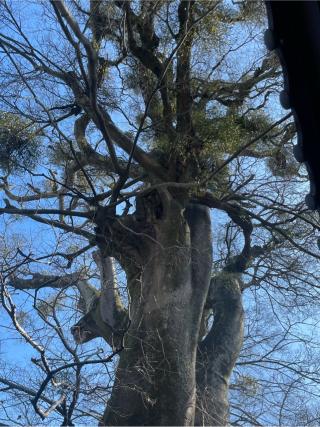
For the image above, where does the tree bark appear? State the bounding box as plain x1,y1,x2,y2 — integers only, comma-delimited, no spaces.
101,198,213,426
195,273,244,425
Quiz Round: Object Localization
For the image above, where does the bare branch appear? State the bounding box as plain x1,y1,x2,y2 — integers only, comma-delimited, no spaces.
8,271,84,290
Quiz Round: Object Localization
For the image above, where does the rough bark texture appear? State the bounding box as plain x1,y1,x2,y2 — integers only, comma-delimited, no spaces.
69,193,244,426
195,273,244,425
98,197,211,426
66,188,244,426
92,189,244,426
71,251,128,348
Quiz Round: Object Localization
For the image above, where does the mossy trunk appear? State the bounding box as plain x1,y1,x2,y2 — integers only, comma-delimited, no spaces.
100,197,243,426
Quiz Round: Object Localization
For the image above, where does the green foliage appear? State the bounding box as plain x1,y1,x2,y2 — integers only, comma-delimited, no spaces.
194,110,273,158
193,2,227,45
235,112,274,135
200,113,243,154
189,109,284,190
0,112,41,173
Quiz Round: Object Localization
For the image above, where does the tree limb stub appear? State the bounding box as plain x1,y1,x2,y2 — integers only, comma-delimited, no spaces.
70,250,128,349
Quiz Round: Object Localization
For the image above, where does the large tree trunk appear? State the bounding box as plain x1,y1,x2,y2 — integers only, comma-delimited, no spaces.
195,273,244,425
99,193,243,426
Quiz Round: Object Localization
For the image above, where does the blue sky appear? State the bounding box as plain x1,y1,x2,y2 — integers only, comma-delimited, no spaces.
0,1,319,425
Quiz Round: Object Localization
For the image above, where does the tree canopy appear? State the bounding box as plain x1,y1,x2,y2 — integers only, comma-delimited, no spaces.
0,1,319,426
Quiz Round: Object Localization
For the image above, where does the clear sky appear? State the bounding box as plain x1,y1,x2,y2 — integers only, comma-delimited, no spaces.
0,2,319,426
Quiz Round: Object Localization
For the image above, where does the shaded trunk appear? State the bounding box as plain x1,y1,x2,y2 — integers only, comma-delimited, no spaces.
100,196,243,426
195,273,244,425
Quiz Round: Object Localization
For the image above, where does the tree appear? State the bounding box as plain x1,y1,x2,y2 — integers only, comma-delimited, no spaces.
0,1,319,426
